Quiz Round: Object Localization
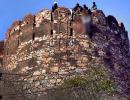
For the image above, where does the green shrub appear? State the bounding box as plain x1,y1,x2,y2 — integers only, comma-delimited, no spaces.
63,76,87,88
62,66,116,95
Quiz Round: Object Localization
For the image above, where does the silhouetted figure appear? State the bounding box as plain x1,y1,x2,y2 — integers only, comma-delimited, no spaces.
88,9,92,15
52,2,58,12
73,3,80,11
51,2,58,21
76,3,80,7
92,2,97,10
83,4,88,10
73,3,83,12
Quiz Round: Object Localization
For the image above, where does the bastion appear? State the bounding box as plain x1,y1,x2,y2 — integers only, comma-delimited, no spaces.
2,3,130,99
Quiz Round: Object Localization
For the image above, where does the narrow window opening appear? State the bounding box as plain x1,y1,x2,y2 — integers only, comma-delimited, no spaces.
7,48,8,55
0,73,2,80
70,28,73,36
88,32,93,38
14,29,16,32
26,22,28,24
51,30,53,35
51,12,53,21
17,39,19,46
33,23,36,27
32,33,35,40
0,96,2,100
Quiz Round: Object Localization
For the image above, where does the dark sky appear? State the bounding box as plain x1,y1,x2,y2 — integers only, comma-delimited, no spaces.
0,0,130,40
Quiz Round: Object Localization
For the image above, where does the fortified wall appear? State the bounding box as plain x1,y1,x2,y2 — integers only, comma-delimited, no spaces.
0,41,4,68
2,3,130,99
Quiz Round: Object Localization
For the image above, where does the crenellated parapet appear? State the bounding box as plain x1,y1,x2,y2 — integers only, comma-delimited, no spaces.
107,15,119,30
53,7,71,21
5,5,127,44
92,10,106,26
22,14,35,25
35,9,51,27
4,3,129,68
4,3,129,62
6,20,21,39
119,22,126,31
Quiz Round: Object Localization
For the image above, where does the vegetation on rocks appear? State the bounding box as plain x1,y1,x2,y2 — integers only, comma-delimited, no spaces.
62,62,116,99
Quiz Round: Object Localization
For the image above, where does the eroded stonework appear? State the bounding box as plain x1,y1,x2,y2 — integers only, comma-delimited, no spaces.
3,5,130,99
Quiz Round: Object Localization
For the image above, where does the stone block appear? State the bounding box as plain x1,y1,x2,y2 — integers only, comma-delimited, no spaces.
50,67,59,73
33,71,41,76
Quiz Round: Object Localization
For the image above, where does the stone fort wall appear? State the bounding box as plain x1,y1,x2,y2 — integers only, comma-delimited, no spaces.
3,5,130,98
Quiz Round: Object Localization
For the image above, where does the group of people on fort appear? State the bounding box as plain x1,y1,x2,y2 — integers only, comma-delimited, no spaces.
52,2,97,13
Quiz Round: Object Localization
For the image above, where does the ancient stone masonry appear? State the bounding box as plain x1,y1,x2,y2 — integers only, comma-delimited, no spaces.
0,41,4,67
0,41,4,99
2,3,130,99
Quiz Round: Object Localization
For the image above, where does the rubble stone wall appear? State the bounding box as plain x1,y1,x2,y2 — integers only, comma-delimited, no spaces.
0,41,4,98
3,7,130,99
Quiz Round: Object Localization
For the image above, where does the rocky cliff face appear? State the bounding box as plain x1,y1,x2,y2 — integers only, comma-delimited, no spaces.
2,4,130,99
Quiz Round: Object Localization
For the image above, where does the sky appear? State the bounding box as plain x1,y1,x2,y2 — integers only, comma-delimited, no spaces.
0,0,130,40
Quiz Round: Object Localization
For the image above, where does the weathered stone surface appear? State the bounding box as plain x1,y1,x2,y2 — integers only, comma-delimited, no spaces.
2,4,130,100
50,67,59,73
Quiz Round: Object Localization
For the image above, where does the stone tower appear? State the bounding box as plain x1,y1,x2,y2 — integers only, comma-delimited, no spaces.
2,3,130,99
